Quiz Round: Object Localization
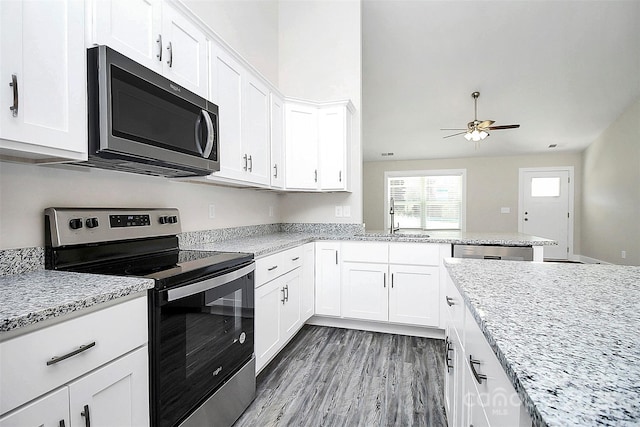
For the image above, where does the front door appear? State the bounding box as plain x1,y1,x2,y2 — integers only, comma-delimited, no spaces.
519,168,572,260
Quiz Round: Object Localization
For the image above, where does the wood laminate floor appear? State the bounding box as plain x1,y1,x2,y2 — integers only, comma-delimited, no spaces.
234,325,448,427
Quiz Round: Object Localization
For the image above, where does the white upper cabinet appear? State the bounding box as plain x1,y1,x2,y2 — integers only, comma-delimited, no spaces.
0,0,87,162
91,0,208,98
285,100,353,192
209,44,271,186
270,93,285,189
285,103,319,190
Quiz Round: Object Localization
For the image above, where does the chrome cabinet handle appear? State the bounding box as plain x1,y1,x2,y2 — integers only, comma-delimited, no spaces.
335,250,338,265
445,337,453,373
59,420,66,427
314,169,318,183
281,287,286,305
268,265,278,271
46,342,96,366
469,355,487,385
80,404,91,427
273,164,278,178
284,285,289,302
339,170,342,182
9,74,18,117
156,34,162,61
248,155,253,172
383,273,387,288
166,41,173,67
446,296,455,306
291,257,300,262
243,154,248,171
391,273,394,288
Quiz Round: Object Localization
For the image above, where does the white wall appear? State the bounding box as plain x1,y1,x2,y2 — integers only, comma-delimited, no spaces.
363,152,583,253
278,0,363,224
182,0,280,85
0,162,281,249
581,97,640,265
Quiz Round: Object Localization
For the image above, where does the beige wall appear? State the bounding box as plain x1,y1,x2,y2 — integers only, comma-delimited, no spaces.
182,0,280,85
581,97,640,265
278,0,363,224
363,152,583,252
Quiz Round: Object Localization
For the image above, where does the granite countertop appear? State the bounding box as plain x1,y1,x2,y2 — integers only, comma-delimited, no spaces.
184,231,555,258
444,258,640,427
0,270,154,334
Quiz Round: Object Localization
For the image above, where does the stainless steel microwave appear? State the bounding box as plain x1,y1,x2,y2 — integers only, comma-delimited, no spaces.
83,46,219,177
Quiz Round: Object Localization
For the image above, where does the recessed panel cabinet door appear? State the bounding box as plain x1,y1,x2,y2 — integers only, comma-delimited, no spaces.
318,106,347,190
92,0,163,73
285,104,318,190
341,262,388,322
68,347,149,427
242,76,271,185
0,387,69,427
270,93,285,188
161,2,208,98
255,279,282,373
388,265,439,327
280,269,302,341
315,242,341,316
0,0,86,159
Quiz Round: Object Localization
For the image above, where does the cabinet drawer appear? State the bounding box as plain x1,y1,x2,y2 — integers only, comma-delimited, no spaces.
388,243,442,266
281,245,304,273
0,296,147,414
443,275,465,349
255,252,284,287
341,242,388,263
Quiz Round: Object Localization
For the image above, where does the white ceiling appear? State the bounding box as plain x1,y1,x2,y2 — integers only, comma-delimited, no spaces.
362,0,640,162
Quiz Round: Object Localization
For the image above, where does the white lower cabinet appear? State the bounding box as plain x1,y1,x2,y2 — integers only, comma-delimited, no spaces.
0,296,149,426
301,243,315,322
342,262,388,322
388,265,439,327
314,242,341,316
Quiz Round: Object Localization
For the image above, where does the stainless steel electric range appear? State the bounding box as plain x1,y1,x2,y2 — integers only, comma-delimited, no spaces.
44,207,256,427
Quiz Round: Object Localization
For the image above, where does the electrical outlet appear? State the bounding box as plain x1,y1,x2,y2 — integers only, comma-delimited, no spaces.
208,204,216,219
335,206,343,217
343,205,351,217
501,207,511,214
621,250,627,259
269,206,274,217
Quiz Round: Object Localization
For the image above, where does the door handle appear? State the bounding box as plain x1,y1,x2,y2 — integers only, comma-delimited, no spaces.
80,404,91,427
383,273,386,288
445,296,455,306
469,355,487,385
284,285,289,302
47,342,96,366
273,164,278,178
243,154,248,171
281,287,286,305
9,74,18,117
248,155,253,172
156,34,162,61
166,41,173,67
524,218,528,221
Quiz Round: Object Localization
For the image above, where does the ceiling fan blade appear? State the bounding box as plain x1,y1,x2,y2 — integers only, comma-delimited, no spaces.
443,131,468,139
478,120,495,128
440,128,467,131
487,124,520,130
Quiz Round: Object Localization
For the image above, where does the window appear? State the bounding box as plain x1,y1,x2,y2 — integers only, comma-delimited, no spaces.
530,177,560,197
385,170,466,231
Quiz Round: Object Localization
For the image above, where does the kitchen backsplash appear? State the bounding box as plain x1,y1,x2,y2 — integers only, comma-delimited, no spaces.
1,223,363,276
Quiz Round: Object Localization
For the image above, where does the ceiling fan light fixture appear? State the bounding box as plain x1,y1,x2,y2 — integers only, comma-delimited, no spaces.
479,130,488,139
464,132,472,141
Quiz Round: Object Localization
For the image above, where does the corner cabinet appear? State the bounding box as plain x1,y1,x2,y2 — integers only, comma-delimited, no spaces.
0,0,87,162
285,100,353,192
0,296,149,427
90,0,208,98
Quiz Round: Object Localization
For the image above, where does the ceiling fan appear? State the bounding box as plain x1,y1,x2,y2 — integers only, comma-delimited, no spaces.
441,92,520,142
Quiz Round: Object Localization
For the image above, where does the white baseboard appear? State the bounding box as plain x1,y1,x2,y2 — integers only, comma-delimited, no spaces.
306,315,445,340
577,254,611,264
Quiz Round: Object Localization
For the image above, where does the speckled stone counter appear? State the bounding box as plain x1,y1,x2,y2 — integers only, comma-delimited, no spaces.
0,270,154,334
364,230,556,246
444,258,640,427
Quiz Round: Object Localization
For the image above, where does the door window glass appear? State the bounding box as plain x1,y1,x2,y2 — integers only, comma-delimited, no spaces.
531,177,560,197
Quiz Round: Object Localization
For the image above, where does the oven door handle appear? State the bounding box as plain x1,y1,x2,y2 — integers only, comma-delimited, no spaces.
166,263,255,301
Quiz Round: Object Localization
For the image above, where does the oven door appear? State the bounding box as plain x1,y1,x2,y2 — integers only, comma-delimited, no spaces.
149,263,254,427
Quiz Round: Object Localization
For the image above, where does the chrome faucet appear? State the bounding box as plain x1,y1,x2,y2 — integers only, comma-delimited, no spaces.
389,197,400,233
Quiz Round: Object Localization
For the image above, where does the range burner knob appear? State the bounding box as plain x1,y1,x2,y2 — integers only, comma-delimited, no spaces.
69,218,83,230
168,215,178,224
86,217,99,228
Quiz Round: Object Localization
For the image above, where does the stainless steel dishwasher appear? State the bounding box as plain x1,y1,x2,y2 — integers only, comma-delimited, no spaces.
452,244,533,261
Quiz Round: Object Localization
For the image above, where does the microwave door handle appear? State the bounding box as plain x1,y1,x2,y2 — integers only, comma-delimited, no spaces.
201,110,214,158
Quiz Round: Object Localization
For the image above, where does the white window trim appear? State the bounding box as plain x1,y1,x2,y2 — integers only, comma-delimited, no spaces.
383,169,467,232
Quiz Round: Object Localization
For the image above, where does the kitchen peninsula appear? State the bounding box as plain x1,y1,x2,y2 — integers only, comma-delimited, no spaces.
444,258,640,426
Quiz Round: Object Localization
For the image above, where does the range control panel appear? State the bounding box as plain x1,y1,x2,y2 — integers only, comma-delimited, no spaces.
45,208,181,247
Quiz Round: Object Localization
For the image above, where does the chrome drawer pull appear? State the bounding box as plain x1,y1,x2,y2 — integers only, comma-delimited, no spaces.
46,342,96,366
291,257,300,261
469,355,487,385
9,74,18,117
81,404,91,427
445,296,455,306
445,337,454,373
268,265,278,271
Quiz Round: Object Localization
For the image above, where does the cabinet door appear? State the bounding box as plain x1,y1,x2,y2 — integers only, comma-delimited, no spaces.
255,279,282,374
315,242,341,316
91,0,163,74
270,93,285,189
0,387,69,427
160,2,208,98
318,106,347,190
342,262,388,322
444,330,464,427
242,76,270,185
389,265,439,327
301,243,315,322
0,0,86,160
68,346,149,427
280,269,302,342
285,103,318,190
210,45,244,180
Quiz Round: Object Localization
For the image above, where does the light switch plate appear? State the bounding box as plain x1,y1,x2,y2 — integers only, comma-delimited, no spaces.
335,206,343,217
343,205,351,217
